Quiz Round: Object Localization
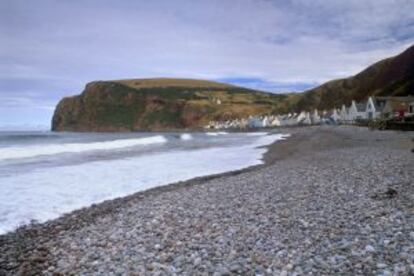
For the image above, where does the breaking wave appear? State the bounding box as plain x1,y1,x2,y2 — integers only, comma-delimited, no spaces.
246,132,268,136
180,134,193,140
206,131,228,136
0,135,168,161
0,132,289,234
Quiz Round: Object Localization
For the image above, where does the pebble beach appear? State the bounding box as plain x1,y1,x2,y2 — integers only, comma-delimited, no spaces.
1,126,413,275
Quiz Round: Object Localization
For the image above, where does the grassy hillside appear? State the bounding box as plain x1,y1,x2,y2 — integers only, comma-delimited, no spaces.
52,79,288,131
293,44,414,111
116,78,235,89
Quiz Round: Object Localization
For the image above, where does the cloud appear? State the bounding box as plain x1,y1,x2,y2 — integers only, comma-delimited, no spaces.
0,0,413,126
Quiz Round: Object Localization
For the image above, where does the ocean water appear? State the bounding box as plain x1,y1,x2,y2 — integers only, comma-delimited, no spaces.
0,131,289,234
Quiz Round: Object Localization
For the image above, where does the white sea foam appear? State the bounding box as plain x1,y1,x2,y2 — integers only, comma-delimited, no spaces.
180,133,193,140
206,131,228,136
0,135,167,161
279,134,291,139
0,133,288,234
246,132,268,136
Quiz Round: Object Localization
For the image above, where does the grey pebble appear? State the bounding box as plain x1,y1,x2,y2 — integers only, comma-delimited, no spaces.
1,126,413,275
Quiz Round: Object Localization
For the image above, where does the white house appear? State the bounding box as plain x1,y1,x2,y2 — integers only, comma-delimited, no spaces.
346,102,357,123
281,113,294,126
293,111,311,125
248,116,264,128
296,111,307,123
330,109,340,123
268,116,281,127
311,109,321,124
240,118,249,128
303,112,312,125
366,97,385,120
347,100,366,122
340,105,349,123
262,116,270,127
279,115,287,126
318,110,328,124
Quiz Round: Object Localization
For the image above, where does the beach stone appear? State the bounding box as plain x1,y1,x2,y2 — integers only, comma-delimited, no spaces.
377,263,387,269
279,270,288,276
1,126,413,275
193,257,202,266
365,245,375,253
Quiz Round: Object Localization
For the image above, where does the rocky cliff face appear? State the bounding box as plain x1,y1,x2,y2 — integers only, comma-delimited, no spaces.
52,79,285,132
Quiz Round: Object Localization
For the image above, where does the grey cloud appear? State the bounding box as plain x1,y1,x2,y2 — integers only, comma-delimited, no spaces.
0,0,413,126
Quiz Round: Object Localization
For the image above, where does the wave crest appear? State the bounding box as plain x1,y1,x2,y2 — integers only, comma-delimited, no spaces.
206,131,228,136
0,135,167,161
180,134,193,140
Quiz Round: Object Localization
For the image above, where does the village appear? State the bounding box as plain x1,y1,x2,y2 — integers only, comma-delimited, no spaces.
205,96,414,129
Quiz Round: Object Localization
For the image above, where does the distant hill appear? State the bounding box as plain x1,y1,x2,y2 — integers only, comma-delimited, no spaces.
293,44,414,111
52,79,290,131
52,45,414,131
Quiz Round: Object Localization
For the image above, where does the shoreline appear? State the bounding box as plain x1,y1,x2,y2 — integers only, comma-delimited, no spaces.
1,126,413,275
0,129,289,238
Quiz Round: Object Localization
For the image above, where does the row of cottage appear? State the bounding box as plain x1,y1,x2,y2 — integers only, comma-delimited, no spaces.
205,96,414,129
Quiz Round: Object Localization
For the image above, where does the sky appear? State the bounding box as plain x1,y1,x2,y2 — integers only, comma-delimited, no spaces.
1,0,414,128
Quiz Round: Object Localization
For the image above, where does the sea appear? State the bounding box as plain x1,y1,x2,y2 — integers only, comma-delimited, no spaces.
0,130,289,234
